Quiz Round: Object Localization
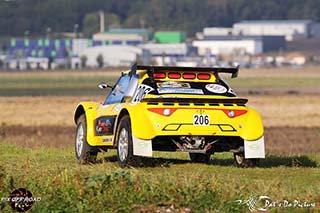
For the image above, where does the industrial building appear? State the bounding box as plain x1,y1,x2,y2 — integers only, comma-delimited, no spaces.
78,45,144,68
198,35,286,53
2,19,319,70
141,43,188,66
233,20,313,41
192,39,263,56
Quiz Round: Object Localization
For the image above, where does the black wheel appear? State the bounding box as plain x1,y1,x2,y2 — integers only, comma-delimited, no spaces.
75,114,97,164
189,153,211,163
116,115,136,167
234,153,259,168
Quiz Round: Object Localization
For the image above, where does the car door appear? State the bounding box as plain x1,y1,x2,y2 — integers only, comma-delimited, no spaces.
95,75,131,145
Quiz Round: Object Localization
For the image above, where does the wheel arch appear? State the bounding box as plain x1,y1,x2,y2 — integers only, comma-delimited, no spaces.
113,108,130,147
74,102,99,124
74,105,85,124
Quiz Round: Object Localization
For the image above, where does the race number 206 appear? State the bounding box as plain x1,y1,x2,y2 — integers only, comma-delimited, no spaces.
193,114,210,126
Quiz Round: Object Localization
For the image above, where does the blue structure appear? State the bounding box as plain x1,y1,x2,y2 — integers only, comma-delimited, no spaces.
8,38,142,59
9,39,73,58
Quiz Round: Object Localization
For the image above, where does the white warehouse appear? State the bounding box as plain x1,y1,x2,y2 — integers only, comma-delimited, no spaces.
192,40,263,56
233,20,313,41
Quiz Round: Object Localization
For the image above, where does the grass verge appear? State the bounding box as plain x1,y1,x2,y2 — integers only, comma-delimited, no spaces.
0,142,319,212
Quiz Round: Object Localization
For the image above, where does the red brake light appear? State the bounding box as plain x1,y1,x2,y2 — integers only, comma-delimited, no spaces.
222,109,247,118
148,108,177,116
168,72,181,79
182,73,196,79
153,72,166,79
197,73,211,80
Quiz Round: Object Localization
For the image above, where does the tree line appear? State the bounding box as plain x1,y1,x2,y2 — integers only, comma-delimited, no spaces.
0,0,319,38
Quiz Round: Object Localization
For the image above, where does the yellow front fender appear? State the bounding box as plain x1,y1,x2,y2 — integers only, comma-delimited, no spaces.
74,102,99,146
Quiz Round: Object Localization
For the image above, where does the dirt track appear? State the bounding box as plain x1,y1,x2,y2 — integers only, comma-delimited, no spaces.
1,125,319,155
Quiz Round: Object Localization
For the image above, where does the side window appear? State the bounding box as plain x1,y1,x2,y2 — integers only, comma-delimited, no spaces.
104,75,130,105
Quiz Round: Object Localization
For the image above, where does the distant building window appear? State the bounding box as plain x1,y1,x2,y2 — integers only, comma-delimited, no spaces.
65,39,71,47
24,39,30,47
31,50,36,57
10,39,16,47
55,40,60,48
45,39,50,47
38,50,43,57
38,39,43,47
122,40,127,45
88,39,93,46
51,50,57,57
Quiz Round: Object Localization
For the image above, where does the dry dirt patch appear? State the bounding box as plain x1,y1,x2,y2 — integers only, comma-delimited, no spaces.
1,95,319,127
0,125,319,154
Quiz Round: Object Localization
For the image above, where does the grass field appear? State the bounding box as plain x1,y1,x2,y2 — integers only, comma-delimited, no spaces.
0,143,319,212
0,67,319,212
0,67,319,96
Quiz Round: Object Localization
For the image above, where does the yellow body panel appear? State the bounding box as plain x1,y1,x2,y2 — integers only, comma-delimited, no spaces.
75,102,114,146
127,102,264,141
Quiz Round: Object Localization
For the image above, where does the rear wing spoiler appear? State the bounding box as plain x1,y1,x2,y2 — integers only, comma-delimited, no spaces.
129,64,239,78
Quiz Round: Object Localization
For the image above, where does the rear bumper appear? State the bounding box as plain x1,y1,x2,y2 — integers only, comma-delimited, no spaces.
130,106,264,141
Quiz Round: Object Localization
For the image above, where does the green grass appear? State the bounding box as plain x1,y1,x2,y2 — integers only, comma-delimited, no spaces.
0,142,319,212
228,77,320,90
0,72,118,96
0,71,319,96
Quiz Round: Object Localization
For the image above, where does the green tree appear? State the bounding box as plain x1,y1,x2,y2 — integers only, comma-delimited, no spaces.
96,54,104,68
105,13,120,29
83,12,100,37
80,55,87,68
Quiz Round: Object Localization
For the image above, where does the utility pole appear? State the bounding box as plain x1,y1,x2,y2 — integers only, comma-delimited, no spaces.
99,11,105,33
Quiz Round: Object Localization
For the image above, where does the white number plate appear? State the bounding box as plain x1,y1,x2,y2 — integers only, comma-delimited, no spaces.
193,114,210,126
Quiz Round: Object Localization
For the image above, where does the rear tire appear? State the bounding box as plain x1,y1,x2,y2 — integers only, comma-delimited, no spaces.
234,153,259,168
75,114,97,164
189,153,211,163
116,115,136,167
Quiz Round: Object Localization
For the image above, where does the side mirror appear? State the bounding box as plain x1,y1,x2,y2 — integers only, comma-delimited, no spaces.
98,82,113,90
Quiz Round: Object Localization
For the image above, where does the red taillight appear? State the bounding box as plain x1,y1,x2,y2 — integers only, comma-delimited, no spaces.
197,73,211,80
153,72,166,79
182,73,196,79
148,108,177,116
222,109,247,118
168,72,181,79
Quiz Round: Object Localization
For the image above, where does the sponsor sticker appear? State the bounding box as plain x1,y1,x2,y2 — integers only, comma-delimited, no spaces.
205,84,227,94
157,82,190,88
132,84,154,103
95,116,116,136
103,138,112,143
157,88,203,94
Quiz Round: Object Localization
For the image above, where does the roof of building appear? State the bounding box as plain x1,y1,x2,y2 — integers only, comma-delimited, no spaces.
202,35,285,41
236,20,312,25
107,28,150,34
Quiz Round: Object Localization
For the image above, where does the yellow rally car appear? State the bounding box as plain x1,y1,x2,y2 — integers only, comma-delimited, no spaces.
74,65,265,167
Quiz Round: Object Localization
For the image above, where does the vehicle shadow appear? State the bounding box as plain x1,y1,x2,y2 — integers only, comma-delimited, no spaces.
98,154,318,168
259,155,318,168
99,155,191,167
208,154,318,168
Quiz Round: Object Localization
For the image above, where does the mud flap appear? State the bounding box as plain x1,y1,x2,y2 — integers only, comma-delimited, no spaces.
244,136,265,159
132,136,153,157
